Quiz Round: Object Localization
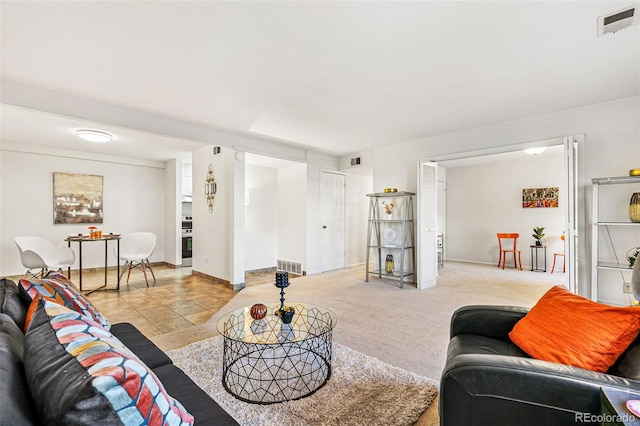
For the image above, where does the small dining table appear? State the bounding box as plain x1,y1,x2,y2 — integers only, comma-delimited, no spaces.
65,234,121,293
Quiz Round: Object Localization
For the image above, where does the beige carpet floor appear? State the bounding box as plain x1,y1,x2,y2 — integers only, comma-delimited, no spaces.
153,261,562,424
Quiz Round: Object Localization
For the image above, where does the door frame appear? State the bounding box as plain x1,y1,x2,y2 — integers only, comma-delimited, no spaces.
423,134,584,294
320,170,347,272
417,161,438,289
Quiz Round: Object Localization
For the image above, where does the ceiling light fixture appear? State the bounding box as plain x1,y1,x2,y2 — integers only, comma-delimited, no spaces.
524,147,547,155
76,129,113,143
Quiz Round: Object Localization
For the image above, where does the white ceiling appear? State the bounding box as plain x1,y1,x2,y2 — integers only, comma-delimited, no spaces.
1,1,638,162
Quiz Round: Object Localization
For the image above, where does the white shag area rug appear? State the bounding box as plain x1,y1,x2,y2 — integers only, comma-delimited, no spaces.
166,336,438,426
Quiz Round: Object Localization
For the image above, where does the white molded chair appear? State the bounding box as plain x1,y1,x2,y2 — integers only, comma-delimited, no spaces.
116,232,157,286
14,236,75,279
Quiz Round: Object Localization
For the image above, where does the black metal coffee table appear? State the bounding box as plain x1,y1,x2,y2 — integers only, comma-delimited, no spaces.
216,302,337,404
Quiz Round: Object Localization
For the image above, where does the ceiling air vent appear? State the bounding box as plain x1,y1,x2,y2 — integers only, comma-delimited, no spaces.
598,5,639,36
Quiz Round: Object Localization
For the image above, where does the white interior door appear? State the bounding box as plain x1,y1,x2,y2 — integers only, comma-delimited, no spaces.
321,171,346,272
418,161,438,289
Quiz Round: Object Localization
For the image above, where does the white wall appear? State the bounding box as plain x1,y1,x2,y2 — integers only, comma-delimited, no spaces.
277,163,307,269
245,164,278,271
164,159,181,266
305,152,340,275
363,96,640,299
191,145,231,280
0,147,167,276
445,152,565,268
345,172,373,267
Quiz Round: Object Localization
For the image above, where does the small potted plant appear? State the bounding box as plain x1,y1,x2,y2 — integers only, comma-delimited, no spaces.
275,306,295,324
532,227,545,246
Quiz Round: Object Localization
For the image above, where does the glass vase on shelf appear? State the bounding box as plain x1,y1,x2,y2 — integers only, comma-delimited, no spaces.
385,254,394,274
630,193,640,223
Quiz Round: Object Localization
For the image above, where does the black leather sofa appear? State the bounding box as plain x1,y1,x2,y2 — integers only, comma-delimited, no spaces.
0,277,238,426
439,305,640,425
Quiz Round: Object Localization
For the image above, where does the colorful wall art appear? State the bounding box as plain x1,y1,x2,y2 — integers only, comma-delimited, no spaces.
522,187,559,208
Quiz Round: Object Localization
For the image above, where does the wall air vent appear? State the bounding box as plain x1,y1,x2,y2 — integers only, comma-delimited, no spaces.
350,157,361,166
277,259,303,276
598,5,638,36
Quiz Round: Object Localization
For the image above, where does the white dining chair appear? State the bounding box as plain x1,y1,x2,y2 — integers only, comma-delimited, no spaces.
116,232,157,286
14,236,75,279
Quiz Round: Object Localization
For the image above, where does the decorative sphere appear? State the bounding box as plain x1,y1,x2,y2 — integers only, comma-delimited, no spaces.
250,303,267,320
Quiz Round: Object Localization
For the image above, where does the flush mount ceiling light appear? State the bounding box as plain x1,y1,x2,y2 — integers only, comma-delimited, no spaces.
76,129,113,143
524,147,547,155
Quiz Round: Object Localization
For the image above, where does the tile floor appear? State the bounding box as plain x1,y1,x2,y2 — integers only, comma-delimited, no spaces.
9,264,279,338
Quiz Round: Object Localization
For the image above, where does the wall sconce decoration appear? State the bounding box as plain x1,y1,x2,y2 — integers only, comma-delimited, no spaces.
205,164,217,213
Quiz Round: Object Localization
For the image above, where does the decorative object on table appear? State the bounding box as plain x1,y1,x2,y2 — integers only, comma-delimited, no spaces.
522,187,559,208
630,168,640,177
383,188,398,193
382,201,394,220
532,227,545,246
385,254,395,274
629,193,640,223
275,306,295,324
205,164,217,213
627,247,640,267
250,303,267,320
274,271,290,309
53,172,103,224
88,226,102,239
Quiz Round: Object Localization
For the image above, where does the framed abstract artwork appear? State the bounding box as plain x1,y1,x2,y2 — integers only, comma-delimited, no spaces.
53,172,104,224
522,187,559,208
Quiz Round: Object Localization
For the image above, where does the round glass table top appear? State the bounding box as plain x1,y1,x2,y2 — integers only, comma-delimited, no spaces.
216,302,337,345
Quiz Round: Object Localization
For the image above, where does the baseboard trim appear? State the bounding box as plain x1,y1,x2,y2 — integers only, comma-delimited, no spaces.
191,270,243,291
245,266,277,275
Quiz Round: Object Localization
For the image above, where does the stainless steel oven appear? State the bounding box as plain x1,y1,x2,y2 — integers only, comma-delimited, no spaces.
181,216,192,266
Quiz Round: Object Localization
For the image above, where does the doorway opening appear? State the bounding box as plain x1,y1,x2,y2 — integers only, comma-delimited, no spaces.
244,153,307,284
419,135,582,292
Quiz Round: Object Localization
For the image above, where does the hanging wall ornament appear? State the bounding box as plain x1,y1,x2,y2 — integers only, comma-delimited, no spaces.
205,164,217,213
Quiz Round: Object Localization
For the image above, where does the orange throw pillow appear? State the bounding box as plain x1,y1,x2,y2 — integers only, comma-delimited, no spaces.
509,285,640,372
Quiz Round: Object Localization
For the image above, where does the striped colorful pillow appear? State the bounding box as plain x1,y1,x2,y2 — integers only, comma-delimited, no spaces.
19,272,110,329
24,298,194,425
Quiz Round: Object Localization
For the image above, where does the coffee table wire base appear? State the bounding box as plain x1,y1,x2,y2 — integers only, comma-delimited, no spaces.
218,303,336,404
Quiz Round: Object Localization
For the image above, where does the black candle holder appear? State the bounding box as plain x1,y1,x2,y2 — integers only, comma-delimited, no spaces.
274,272,289,309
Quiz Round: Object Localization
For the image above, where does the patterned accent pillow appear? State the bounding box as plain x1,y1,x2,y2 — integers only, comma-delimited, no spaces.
18,272,110,329
24,298,194,425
